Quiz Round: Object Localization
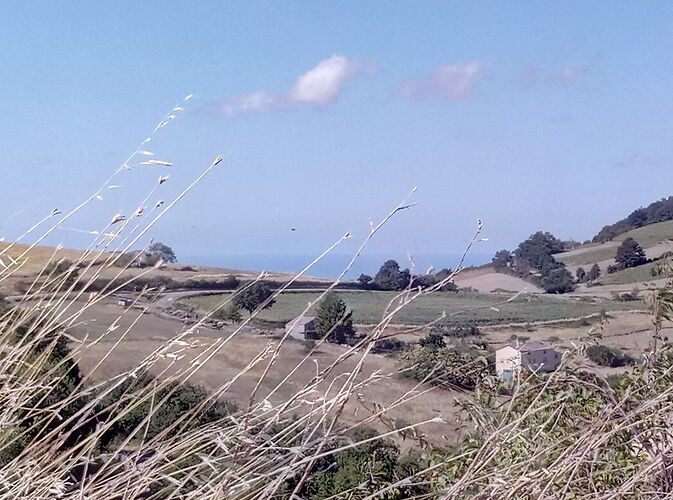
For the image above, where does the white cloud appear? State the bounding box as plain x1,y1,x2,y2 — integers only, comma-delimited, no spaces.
209,91,288,118
207,55,363,117
289,55,361,104
398,61,489,101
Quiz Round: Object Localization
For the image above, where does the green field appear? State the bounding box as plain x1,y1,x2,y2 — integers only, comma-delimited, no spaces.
557,220,673,268
613,220,673,246
181,290,644,327
602,261,661,285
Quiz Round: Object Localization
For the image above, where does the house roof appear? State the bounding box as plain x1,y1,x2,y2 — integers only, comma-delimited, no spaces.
498,341,555,353
517,341,553,352
286,316,315,326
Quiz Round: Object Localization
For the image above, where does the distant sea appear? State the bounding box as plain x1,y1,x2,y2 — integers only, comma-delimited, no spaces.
181,253,491,280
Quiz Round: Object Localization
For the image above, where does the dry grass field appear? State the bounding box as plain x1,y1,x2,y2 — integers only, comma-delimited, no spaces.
0,241,333,297
4,239,663,452
452,266,543,293
68,297,465,449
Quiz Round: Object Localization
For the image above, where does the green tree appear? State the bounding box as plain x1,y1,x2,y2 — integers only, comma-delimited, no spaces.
541,266,575,294
233,282,275,314
575,266,586,282
314,292,355,344
587,263,601,281
373,260,410,291
514,231,565,269
147,242,177,263
616,237,647,269
492,250,513,271
356,273,373,288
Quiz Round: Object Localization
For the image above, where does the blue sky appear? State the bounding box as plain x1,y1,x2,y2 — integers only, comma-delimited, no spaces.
2,1,673,271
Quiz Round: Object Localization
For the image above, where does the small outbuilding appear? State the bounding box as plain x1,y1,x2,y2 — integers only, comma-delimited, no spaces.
117,297,133,307
496,341,561,382
285,316,317,341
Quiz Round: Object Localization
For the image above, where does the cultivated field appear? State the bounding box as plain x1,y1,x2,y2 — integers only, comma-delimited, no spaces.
181,290,644,326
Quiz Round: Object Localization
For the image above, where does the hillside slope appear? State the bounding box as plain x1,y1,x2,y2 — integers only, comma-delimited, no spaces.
593,196,673,243
0,241,334,294
452,266,543,293
556,220,673,277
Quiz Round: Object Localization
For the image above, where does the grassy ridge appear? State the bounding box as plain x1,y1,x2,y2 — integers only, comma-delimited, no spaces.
601,261,660,285
557,220,673,267
612,220,673,246
181,290,644,326
556,245,618,267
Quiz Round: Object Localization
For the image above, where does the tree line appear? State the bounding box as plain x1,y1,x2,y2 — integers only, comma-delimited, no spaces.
491,231,575,293
593,195,673,243
493,231,654,293
356,259,457,292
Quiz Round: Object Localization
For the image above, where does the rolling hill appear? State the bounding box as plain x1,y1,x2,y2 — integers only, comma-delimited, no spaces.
556,220,673,277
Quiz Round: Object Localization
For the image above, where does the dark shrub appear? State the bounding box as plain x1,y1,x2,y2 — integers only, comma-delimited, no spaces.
587,263,601,281
183,275,240,290
213,304,242,323
372,338,406,353
418,333,446,349
541,266,575,294
433,323,481,338
586,345,633,367
607,264,622,274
